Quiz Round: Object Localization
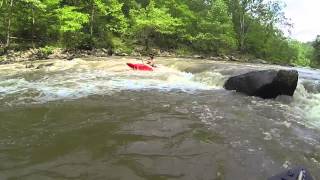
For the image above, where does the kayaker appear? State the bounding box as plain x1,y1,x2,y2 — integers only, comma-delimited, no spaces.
145,54,156,67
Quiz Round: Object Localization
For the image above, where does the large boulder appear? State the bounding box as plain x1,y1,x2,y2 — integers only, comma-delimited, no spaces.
224,69,299,99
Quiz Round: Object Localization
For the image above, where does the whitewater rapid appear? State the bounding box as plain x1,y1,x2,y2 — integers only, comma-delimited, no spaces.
1,57,320,179
0,58,223,104
0,57,319,129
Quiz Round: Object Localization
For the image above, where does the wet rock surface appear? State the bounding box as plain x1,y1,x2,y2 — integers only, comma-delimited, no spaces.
224,69,299,99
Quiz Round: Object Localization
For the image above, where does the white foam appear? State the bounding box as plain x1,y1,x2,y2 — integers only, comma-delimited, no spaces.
0,60,224,104
293,82,320,128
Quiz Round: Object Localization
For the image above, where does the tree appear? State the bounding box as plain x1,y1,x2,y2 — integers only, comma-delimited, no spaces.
3,0,14,49
288,40,313,66
0,0,314,67
21,0,46,47
312,35,320,65
190,0,236,54
65,0,128,49
228,0,289,53
55,6,89,48
105,0,127,34
130,0,181,51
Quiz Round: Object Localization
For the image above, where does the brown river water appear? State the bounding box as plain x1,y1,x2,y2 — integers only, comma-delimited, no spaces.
0,57,320,179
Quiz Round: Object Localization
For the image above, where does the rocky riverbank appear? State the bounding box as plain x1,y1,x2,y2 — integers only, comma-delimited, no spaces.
0,48,110,64
0,47,278,66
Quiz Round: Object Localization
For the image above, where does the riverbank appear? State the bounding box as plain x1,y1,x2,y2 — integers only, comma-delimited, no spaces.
1,47,290,67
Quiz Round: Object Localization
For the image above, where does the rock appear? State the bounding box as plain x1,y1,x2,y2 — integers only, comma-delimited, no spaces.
25,64,35,68
151,48,161,56
159,50,171,57
230,56,240,62
66,54,76,60
0,48,4,56
210,56,224,61
250,59,268,64
100,48,113,56
95,49,111,57
288,63,296,67
224,69,299,99
36,63,54,69
115,52,128,56
134,46,144,53
131,51,141,57
93,49,102,56
47,48,62,59
29,49,38,55
221,55,230,60
113,50,120,56
193,55,204,59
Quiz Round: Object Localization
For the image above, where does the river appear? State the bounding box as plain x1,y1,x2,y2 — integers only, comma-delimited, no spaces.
0,57,320,179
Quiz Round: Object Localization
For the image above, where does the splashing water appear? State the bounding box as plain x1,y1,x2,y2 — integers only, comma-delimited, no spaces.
0,58,225,105
1,57,320,179
294,82,320,128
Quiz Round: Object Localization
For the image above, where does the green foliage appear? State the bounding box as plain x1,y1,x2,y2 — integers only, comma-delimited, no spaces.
176,46,193,56
56,6,89,32
111,36,133,54
188,0,236,54
42,0,60,7
289,40,313,66
94,0,108,14
312,35,320,66
244,20,295,63
39,45,55,56
105,0,128,34
130,0,181,35
0,0,316,67
54,6,90,48
23,0,46,10
130,0,181,50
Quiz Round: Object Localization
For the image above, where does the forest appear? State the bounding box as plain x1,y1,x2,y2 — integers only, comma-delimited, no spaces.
0,0,319,67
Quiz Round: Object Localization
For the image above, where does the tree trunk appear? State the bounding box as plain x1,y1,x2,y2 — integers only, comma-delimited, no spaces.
31,6,35,48
239,11,246,52
143,28,150,52
145,38,149,51
90,2,95,37
5,0,13,49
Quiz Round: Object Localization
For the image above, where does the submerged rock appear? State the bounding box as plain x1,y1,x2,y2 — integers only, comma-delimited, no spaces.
224,69,299,99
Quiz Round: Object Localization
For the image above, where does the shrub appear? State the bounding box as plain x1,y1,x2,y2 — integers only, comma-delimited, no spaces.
38,46,56,58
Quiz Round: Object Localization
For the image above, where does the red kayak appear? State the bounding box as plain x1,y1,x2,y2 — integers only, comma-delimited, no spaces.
127,63,153,71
